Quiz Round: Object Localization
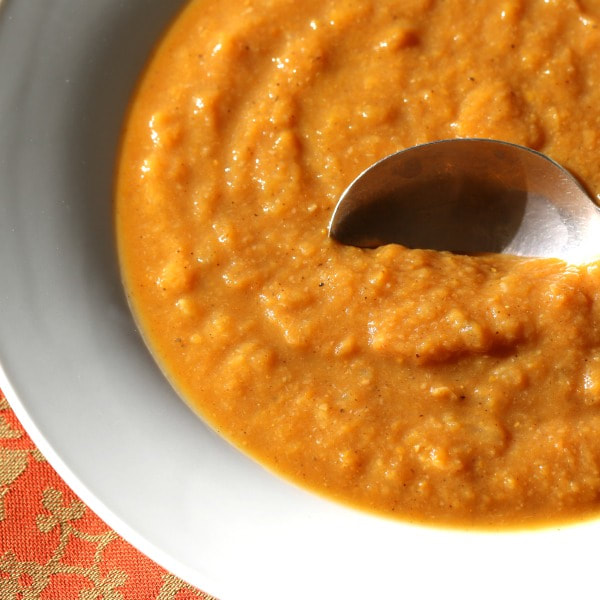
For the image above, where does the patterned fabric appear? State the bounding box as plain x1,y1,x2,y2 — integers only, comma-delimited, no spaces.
0,391,217,600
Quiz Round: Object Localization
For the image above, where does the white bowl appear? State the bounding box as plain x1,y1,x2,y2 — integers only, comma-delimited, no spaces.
1,2,599,599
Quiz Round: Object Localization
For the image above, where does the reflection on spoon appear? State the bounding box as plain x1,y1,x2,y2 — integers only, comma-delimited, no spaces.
329,139,600,263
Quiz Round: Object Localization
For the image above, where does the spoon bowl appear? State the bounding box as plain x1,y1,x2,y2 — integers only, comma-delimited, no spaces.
329,139,600,263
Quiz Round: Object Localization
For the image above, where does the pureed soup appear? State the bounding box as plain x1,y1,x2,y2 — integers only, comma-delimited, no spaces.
116,0,600,528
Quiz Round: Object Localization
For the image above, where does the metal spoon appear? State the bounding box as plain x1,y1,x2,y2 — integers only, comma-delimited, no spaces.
328,138,600,263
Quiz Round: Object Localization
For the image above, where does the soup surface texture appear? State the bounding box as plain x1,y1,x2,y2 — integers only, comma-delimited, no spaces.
116,0,600,528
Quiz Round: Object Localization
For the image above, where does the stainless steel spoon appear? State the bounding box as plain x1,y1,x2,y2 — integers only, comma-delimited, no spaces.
328,138,600,263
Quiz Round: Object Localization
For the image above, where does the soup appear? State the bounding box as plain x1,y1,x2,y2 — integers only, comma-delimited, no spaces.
116,0,600,528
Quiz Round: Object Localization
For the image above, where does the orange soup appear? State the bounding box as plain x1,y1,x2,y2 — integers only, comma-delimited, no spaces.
116,0,600,528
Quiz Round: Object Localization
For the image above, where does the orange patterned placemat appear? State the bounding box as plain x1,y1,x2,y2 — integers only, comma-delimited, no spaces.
0,390,218,600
